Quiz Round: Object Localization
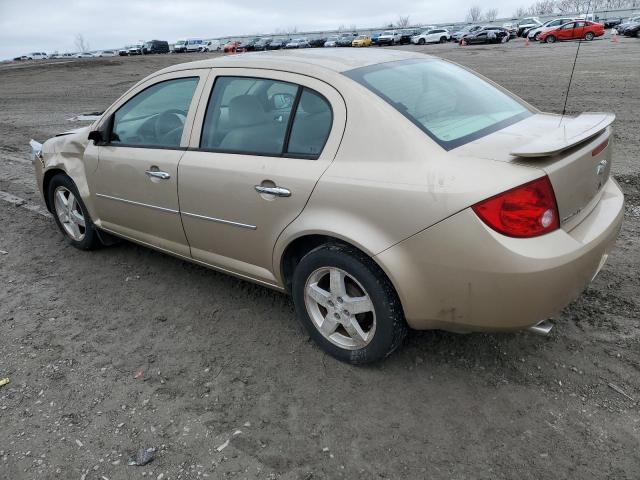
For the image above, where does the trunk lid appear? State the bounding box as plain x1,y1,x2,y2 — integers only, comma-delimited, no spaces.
454,112,614,230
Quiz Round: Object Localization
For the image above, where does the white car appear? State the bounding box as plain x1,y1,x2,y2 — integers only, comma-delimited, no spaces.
128,44,143,55
185,39,204,52
411,28,451,44
377,30,402,46
517,17,543,36
527,17,578,40
96,50,117,57
75,52,94,58
200,40,221,52
27,52,48,60
285,38,310,49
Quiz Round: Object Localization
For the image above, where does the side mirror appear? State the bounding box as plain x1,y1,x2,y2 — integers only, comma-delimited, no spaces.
88,130,103,144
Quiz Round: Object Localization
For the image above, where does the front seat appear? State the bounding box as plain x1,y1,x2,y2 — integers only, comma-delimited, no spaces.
220,95,286,154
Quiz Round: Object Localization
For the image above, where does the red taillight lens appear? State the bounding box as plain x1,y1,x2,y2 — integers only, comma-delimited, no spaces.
592,138,609,157
472,176,559,238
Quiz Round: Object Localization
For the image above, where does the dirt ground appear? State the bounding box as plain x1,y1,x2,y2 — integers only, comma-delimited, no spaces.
1,36,639,480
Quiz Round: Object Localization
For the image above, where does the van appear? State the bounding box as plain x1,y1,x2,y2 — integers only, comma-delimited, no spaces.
142,40,170,54
185,39,204,52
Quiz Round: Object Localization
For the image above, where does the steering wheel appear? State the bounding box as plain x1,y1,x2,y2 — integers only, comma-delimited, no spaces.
154,109,187,143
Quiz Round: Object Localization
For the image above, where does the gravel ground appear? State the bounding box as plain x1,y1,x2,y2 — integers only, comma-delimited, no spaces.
1,36,639,480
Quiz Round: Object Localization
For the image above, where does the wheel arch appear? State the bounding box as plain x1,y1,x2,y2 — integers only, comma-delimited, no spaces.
42,168,68,212
277,233,403,312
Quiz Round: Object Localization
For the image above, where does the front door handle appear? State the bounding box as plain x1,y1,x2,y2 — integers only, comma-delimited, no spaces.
145,170,171,180
254,185,291,197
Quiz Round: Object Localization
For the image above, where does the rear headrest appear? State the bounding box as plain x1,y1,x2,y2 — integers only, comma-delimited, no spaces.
228,95,267,127
300,91,328,114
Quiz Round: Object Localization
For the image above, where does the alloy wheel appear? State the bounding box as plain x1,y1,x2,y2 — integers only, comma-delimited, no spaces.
304,267,376,350
53,186,86,241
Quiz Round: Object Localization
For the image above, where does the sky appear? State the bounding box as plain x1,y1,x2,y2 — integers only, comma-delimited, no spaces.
0,0,522,59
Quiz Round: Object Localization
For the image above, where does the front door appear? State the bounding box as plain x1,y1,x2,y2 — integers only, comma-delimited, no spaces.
557,22,576,40
178,69,346,286
86,70,208,256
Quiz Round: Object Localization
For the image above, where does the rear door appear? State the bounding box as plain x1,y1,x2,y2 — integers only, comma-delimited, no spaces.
177,69,346,285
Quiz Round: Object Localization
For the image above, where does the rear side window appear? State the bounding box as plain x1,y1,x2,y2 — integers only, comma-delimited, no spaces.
200,76,332,159
110,77,198,148
344,59,531,150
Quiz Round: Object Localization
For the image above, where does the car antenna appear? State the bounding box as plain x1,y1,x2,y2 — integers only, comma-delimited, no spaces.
559,0,593,126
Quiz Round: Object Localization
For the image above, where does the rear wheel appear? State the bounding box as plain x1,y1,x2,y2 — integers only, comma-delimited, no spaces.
48,174,101,250
292,244,407,364
545,35,557,43
584,31,595,40
533,32,540,40
439,37,447,43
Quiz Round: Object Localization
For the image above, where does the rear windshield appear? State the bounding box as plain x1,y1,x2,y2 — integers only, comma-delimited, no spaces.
344,59,532,150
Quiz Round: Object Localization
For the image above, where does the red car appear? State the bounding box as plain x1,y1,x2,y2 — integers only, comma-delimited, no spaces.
538,20,605,43
223,41,241,54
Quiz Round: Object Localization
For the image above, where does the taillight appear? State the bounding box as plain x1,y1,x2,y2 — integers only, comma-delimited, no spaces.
472,176,559,238
592,138,609,157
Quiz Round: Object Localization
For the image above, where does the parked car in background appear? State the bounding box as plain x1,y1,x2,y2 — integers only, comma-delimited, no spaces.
185,39,204,52
399,28,421,44
352,35,372,47
252,38,272,51
412,28,451,44
539,20,605,42
75,52,94,58
622,21,640,36
128,44,144,55
51,53,74,59
118,46,130,56
451,25,482,41
96,50,117,57
142,40,169,54
461,27,509,44
603,17,623,28
200,40,221,52
527,17,578,40
617,16,640,34
173,40,188,53
337,34,357,47
376,30,402,45
266,39,286,50
33,49,623,364
309,37,328,48
370,32,382,44
238,37,261,52
223,40,241,53
324,35,340,47
27,52,48,60
285,37,311,49
518,17,543,36
502,22,518,37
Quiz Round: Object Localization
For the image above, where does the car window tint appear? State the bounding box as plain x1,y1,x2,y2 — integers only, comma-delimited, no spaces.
111,77,198,148
201,76,298,155
286,89,332,158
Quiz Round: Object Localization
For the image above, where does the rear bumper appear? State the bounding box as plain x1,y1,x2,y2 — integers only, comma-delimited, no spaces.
376,177,624,332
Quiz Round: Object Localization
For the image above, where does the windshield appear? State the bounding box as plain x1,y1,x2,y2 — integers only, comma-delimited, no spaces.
345,59,532,150
382,31,393,35
176,40,185,45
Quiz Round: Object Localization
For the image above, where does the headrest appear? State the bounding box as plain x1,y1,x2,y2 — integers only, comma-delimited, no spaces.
228,95,267,127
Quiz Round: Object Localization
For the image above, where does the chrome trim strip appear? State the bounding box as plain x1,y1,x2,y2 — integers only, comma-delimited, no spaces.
182,211,257,230
96,193,179,214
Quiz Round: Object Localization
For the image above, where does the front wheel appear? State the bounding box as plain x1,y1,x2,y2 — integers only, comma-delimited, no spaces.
584,31,595,41
418,38,426,45
48,174,101,250
292,244,407,364
545,35,557,43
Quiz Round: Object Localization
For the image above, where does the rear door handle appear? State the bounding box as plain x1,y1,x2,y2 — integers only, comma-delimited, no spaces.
145,170,171,180
254,185,291,197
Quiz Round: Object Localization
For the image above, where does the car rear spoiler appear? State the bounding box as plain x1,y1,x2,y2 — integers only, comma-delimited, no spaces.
511,112,615,158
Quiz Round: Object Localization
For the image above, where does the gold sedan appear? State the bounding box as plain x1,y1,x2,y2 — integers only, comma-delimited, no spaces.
32,50,623,364
352,35,372,47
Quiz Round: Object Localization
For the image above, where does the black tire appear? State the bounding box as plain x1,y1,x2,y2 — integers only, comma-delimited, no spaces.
292,243,408,364
533,32,540,41
584,32,595,41
418,38,426,45
545,35,557,43
47,174,101,250
439,37,447,43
